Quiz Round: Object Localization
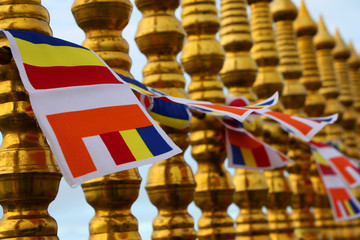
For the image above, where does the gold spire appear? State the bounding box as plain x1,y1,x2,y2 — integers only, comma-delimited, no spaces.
0,1,61,239
134,0,196,239
181,0,235,238
294,0,325,118
220,0,270,239
272,1,321,239
247,0,293,239
333,31,360,239
333,30,360,159
220,0,257,102
348,41,360,149
72,1,142,239
314,16,345,144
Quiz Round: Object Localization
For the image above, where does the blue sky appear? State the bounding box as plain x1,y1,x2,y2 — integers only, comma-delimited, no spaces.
1,0,360,239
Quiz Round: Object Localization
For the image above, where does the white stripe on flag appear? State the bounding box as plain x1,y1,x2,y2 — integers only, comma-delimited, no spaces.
321,175,346,188
336,200,347,218
346,166,360,184
82,135,117,170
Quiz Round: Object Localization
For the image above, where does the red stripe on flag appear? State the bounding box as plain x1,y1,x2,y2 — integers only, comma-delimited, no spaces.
319,164,337,175
252,147,271,167
227,129,263,148
266,111,313,135
100,131,136,165
24,64,122,89
309,141,329,148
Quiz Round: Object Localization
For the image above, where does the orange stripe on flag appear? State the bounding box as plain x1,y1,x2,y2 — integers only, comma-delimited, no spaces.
330,156,357,185
266,111,312,135
46,105,152,178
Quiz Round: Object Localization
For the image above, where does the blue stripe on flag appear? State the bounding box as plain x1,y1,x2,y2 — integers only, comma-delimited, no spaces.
151,98,189,120
137,125,172,156
349,199,360,214
231,144,245,165
256,98,274,106
6,29,87,49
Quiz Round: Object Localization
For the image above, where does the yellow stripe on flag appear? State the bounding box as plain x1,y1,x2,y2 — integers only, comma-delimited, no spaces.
14,38,106,67
128,83,155,96
120,129,153,160
344,200,355,215
313,151,329,166
149,112,189,129
242,148,257,167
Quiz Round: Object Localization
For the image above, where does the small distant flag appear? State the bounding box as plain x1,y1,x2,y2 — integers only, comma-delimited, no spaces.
310,141,360,220
2,29,181,187
178,92,278,123
309,141,360,188
226,127,292,170
255,109,338,141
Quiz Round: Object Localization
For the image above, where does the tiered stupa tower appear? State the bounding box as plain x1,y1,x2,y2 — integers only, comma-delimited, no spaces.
271,0,320,239
314,17,345,147
247,0,293,239
348,42,360,150
294,2,338,239
333,30,360,239
134,0,197,239
332,30,360,159
220,0,271,239
72,1,142,239
181,0,235,238
0,1,62,239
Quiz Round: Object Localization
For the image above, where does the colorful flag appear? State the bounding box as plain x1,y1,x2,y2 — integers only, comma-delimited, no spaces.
226,127,292,169
2,29,181,187
255,109,338,141
310,141,360,220
309,141,360,188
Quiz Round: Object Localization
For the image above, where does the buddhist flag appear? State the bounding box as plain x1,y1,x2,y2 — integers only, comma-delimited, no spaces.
310,141,360,220
226,127,292,169
309,141,360,188
255,109,338,141
2,29,181,187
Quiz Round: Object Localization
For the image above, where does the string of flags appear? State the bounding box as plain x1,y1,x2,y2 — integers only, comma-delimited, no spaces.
1,29,359,221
